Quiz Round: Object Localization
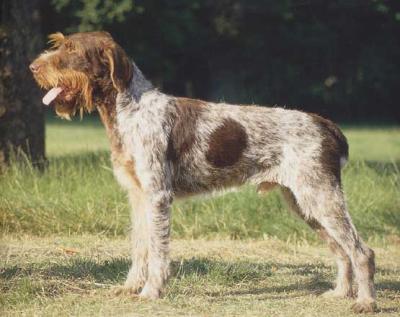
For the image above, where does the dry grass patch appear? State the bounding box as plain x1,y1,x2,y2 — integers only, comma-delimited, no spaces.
1,235,399,316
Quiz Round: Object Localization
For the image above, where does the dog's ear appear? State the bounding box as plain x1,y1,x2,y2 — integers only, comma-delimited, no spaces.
48,32,65,48
103,43,133,93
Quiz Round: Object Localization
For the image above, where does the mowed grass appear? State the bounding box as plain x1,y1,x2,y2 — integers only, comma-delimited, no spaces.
1,115,400,316
1,236,400,316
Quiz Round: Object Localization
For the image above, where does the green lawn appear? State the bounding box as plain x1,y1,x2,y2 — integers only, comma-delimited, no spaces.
1,116,399,316
46,116,109,156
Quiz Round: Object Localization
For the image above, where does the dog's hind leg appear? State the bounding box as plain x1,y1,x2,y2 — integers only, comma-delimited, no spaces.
281,187,353,298
285,182,376,313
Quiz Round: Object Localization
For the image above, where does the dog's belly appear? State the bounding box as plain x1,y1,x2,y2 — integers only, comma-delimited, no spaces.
170,155,269,196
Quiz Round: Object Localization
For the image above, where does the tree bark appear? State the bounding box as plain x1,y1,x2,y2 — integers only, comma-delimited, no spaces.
0,0,45,169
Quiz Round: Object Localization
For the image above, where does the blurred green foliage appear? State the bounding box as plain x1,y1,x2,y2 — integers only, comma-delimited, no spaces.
52,0,134,31
44,0,400,121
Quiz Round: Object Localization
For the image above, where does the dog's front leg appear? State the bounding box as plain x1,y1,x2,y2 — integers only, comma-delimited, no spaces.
123,191,149,294
125,118,173,299
139,189,172,299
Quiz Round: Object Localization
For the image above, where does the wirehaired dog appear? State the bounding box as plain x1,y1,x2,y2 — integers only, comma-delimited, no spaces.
30,31,376,313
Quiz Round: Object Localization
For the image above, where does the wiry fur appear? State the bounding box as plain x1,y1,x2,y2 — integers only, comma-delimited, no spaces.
30,32,376,313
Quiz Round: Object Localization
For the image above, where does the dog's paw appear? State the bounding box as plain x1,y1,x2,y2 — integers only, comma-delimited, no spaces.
139,284,161,300
351,300,377,314
110,285,140,297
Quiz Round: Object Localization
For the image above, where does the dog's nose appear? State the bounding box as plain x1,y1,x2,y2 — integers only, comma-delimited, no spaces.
29,62,41,73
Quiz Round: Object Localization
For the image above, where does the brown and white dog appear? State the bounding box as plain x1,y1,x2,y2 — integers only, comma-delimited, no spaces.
30,32,376,313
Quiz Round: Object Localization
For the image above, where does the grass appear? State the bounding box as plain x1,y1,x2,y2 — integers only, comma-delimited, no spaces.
45,116,109,156
1,235,399,316
0,115,399,316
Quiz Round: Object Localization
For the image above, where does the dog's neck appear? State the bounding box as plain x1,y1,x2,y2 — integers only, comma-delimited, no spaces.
116,62,154,110
131,62,154,102
97,62,154,151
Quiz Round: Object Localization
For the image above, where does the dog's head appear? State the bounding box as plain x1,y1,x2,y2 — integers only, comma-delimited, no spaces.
30,31,132,119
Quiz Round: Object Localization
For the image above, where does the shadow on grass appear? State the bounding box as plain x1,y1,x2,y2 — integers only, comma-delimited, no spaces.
0,258,129,283
48,150,110,166
2,257,399,299
376,280,400,292
363,160,400,175
206,276,331,299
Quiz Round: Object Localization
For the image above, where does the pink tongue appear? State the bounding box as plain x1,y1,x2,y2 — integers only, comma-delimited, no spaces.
42,87,63,105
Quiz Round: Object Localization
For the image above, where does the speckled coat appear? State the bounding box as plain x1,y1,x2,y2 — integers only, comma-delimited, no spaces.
112,64,375,312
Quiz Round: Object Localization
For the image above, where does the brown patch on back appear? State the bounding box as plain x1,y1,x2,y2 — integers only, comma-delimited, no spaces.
310,114,349,181
206,118,248,168
167,97,206,162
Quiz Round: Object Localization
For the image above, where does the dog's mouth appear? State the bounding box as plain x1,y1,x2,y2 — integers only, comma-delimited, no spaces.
42,86,78,105
36,70,94,119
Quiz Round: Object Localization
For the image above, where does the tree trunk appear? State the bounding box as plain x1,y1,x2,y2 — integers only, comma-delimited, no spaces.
0,0,45,169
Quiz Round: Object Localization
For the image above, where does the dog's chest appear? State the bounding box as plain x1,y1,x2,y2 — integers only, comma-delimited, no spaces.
113,93,171,190
110,112,143,191
116,92,170,153
111,149,141,191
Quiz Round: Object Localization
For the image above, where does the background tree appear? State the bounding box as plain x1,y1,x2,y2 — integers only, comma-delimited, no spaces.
0,0,45,169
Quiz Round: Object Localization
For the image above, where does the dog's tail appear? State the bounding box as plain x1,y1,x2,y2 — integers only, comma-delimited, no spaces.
312,114,349,169
325,121,349,169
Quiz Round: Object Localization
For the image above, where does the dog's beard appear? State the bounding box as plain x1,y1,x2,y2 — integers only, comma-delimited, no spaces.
54,101,80,120
33,68,94,120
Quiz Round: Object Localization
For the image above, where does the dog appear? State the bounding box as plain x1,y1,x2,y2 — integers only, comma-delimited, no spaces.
30,31,376,313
